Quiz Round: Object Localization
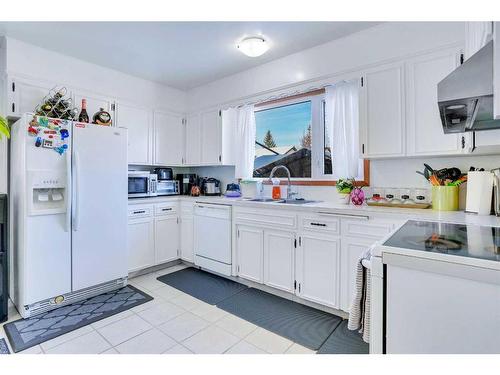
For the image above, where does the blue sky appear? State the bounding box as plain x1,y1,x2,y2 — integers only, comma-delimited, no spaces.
255,101,311,147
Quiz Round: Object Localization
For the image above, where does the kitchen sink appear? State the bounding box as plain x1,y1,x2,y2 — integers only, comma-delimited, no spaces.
276,199,320,205
246,198,277,202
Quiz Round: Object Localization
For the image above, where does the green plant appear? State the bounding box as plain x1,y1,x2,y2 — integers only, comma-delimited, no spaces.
336,178,355,194
0,115,9,139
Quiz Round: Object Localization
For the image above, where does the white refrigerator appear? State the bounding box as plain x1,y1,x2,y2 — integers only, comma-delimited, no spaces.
10,114,128,318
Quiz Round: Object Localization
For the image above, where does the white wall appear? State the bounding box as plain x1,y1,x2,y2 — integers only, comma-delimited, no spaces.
4,37,187,112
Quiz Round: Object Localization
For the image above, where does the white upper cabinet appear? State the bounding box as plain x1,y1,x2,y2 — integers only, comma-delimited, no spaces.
360,62,406,158
406,47,465,156
116,102,153,165
7,76,57,118
73,90,115,124
185,114,202,165
200,109,222,165
153,110,184,166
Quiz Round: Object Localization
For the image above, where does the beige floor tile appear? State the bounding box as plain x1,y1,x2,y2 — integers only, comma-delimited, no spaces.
101,347,119,354
136,301,185,326
182,326,240,354
245,328,293,354
158,312,209,342
130,273,165,291
170,293,206,311
115,328,176,354
153,285,183,301
162,344,193,354
18,345,44,354
191,304,228,323
130,290,164,313
155,264,188,277
40,325,94,351
45,331,111,354
91,310,134,330
215,314,258,338
97,314,152,346
285,343,316,354
225,340,267,354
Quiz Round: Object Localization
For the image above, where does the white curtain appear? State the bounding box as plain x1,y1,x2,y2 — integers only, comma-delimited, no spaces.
325,80,360,179
222,105,256,179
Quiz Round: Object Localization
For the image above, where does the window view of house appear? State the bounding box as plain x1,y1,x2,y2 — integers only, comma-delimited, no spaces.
253,101,313,178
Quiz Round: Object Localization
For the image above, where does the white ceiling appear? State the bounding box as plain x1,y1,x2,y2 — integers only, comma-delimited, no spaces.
0,22,380,90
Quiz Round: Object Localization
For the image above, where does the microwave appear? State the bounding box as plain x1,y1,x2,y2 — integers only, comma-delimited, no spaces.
128,171,157,198
157,180,179,196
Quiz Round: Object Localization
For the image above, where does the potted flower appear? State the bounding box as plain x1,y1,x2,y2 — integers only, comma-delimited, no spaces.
336,178,355,205
0,115,9,140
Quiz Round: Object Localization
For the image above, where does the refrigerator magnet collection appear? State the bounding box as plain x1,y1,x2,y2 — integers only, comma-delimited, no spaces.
27,116,70,155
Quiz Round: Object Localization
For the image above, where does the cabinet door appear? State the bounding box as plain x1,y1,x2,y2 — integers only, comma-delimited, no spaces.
200,109,222,165
8,77,56,118
116,102,153,164
128,217,155,273
406,48,464,156
185,114,202,165
360,62,405,158
154,110,184,166
236,225,264,283
73,91,115,124
180,215,194,262
296,234,340,308
263,230,295,293
339,236,375,312
154,216,179,264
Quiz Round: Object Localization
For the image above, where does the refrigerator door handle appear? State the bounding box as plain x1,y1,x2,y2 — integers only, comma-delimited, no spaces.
65,151,71,232
73,151,80,231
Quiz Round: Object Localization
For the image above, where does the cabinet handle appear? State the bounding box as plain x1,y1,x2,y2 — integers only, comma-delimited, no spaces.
132,210,146,214
310,222,327,227
12,103,15,113
161,208,172,211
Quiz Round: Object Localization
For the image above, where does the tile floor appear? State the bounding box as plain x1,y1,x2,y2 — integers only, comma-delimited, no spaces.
0,264,316,354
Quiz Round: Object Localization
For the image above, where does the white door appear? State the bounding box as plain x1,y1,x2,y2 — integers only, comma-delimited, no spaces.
180,214,194,262
236,225,264,283
128,217,155,273
200,110,221,165
296,234,340,308
71,124,128,291
406,48,464,156
8,77,56,117
185,114,202,165
154,110,184,166
155,216,179,264
73,91,115,124
263,230,295,293
360,62,405,158
116,102,153,164
339,236,375,312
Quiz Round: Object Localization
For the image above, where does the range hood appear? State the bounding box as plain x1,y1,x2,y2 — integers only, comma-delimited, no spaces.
438,40,500,133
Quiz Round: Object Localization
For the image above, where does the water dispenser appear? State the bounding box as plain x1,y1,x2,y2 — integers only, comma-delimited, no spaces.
28,170,67,215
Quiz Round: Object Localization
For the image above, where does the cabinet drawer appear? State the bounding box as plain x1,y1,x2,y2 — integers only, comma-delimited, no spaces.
155,202,178,216
128,205,153,219
342,219,395,240
234,207,297,229
300,214,340,235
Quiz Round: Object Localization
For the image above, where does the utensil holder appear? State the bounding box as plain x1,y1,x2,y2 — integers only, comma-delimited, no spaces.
431,186,459,211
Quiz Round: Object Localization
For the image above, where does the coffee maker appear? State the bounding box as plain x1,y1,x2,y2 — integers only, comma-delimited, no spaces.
176,174,198,195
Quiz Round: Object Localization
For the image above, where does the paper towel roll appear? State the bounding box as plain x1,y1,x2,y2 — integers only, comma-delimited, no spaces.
465,171,494,215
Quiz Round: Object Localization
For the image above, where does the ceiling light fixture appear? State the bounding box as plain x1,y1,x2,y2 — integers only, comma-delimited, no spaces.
237,36,269,57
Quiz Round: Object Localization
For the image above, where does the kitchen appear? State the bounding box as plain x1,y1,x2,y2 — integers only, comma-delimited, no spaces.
0,6,499,372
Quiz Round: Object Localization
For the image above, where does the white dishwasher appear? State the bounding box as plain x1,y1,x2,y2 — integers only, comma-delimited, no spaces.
193,203,232,276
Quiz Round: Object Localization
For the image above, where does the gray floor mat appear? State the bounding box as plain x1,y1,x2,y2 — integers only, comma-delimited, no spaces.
217,288,343,350
4,285,152,353
0,338,10,354
157,267,248,305
317,320,369,354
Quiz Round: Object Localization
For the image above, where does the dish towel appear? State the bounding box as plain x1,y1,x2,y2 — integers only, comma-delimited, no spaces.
347,248,372,343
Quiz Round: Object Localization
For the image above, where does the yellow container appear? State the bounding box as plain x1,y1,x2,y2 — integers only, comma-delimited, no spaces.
431,186,459,211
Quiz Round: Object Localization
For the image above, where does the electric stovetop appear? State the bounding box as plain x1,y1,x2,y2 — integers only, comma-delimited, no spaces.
383,220,500,262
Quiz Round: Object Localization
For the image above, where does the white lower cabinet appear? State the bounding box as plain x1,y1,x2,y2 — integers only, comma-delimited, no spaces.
296,234,341,309
263,229,295,293
155,215,180,264
236,225,264,283
180,203,194,262
128,216,155,273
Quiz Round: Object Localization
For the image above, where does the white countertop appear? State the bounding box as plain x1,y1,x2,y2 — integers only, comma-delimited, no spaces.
128,195,500,227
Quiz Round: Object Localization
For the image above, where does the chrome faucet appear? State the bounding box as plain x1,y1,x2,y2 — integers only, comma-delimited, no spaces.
269,165,295,200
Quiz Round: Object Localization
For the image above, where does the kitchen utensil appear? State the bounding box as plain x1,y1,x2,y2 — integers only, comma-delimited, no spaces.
201,177,221,196
154,168,173,181
225,183,241,198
